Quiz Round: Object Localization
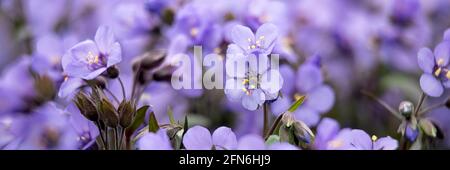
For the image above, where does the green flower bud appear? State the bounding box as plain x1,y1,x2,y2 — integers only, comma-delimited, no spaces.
99,99,119,128
74,92,98,121
292,121,315,144
118,100,134,128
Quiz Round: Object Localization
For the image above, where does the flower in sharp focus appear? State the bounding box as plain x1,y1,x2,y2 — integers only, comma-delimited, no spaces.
62,26,122,80
224,23,283,111
137,129,172,150
417,40,450,97
182,126,237,150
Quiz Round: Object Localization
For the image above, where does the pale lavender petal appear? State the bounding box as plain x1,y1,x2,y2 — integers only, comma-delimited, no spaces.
350,129,372,150
225,44,246,78
270,96,291,116
224,78,245,102
70,40,99,63
417,48,435,74
212,127,237,150
433,41,450,66
84,68,107,80
255,23,278,51
420,74,444,97
95,26,115,53
237,134,266,150
444,28,450,41
138,129,173,150
182,126,213,150
374,136,398,150
315,118,340,149
260,69,283,94
231,25,254,50
106,42,122,67
58,77,83,98
305,85,335,113
294,106,320,126
296,64,323,92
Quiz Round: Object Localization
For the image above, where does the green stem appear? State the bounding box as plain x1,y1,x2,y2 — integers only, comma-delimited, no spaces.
414,92,426,116
104,88,120,104
263,103,269,136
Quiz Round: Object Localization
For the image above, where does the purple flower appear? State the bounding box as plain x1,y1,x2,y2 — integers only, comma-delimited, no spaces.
224,23,283,111
417,41,450,97
137,129,172,150
346,129,398,150
294,55,335,126
66,103,99,149
182,126,237,150
405,124,419,142
62,26,122,80
314,118,341,150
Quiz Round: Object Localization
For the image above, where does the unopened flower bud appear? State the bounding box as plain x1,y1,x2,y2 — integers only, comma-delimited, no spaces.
34,75,56,102
281,112,296,127
74,92,98,121
87,76,107,89
293,121,315,144
132,58,142,73
399,101,414,118
106,66,119,79
99,99,119,128
140,49,166,70
153,65,176,82
118,100,134,128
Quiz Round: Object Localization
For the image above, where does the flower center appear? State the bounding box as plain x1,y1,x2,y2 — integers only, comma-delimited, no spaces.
433,59,450,81
241,73,259,96
86,51,106,70
247,36,266,51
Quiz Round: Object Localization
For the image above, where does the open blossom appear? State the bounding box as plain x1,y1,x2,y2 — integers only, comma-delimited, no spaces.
339,129,398,150
417,40,450,97
224,23,283,111
62,26,122,80
182,126,237,150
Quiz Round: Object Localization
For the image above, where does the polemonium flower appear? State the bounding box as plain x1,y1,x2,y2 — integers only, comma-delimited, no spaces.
294,55,335,126
62,26,122,80
66,103,99,149
417,41,450,97
346,129,398,150
137,129,172,150
224,23,283,110
182,126,237,150
314,118,343,150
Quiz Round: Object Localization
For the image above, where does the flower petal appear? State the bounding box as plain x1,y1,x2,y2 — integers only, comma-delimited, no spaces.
224,78,245,102
95,26,116,53
305,85,335,113
107,42,122,67
237,134,266,150
433,41,450,66
349,129,372,150
70,40,99,63
296,63,323,92
294,106,320,126
374,136,398,150
58,77,83,98
420,74,444,97
212,127,237,150
255,23,278,51
316,118,340,146
417,48,435,74
225,44,247,78
231,25,255,50
260,69,283,94
182,126,213,150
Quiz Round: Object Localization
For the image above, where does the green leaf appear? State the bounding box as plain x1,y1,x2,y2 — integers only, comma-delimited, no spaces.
288,95,306,112
167,106,176,125
419,119,436,137
148,112,159,133
128,105,150,133
265,135,280,145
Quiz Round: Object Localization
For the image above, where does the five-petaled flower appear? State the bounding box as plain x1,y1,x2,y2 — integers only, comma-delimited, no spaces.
224,23,283,111
62,26,122,80
417,40,450,97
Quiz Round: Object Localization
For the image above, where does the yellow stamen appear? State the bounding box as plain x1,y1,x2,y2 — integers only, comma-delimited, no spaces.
446,71,450,79
435,68,442,77
371,135,378,141
64,76,69,82
328,139,343,148
242,79,249,85
249,84,256,89
294,93,302,100
251,45,256,49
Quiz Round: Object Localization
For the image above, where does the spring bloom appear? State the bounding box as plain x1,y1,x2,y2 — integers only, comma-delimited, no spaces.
182,126,237,150
137,129,172,150
62,26,122,80
346,129,398,150
237,134,298,150
224,23,283,110
417,41,450,97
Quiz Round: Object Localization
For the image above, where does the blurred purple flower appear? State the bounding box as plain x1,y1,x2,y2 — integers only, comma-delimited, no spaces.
137,129,172,150
417,41,450,97
237,134,298,150
182,126,237,150
294,55,335,126
229,23,278,56
66,103,99,149
62,26,122,80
